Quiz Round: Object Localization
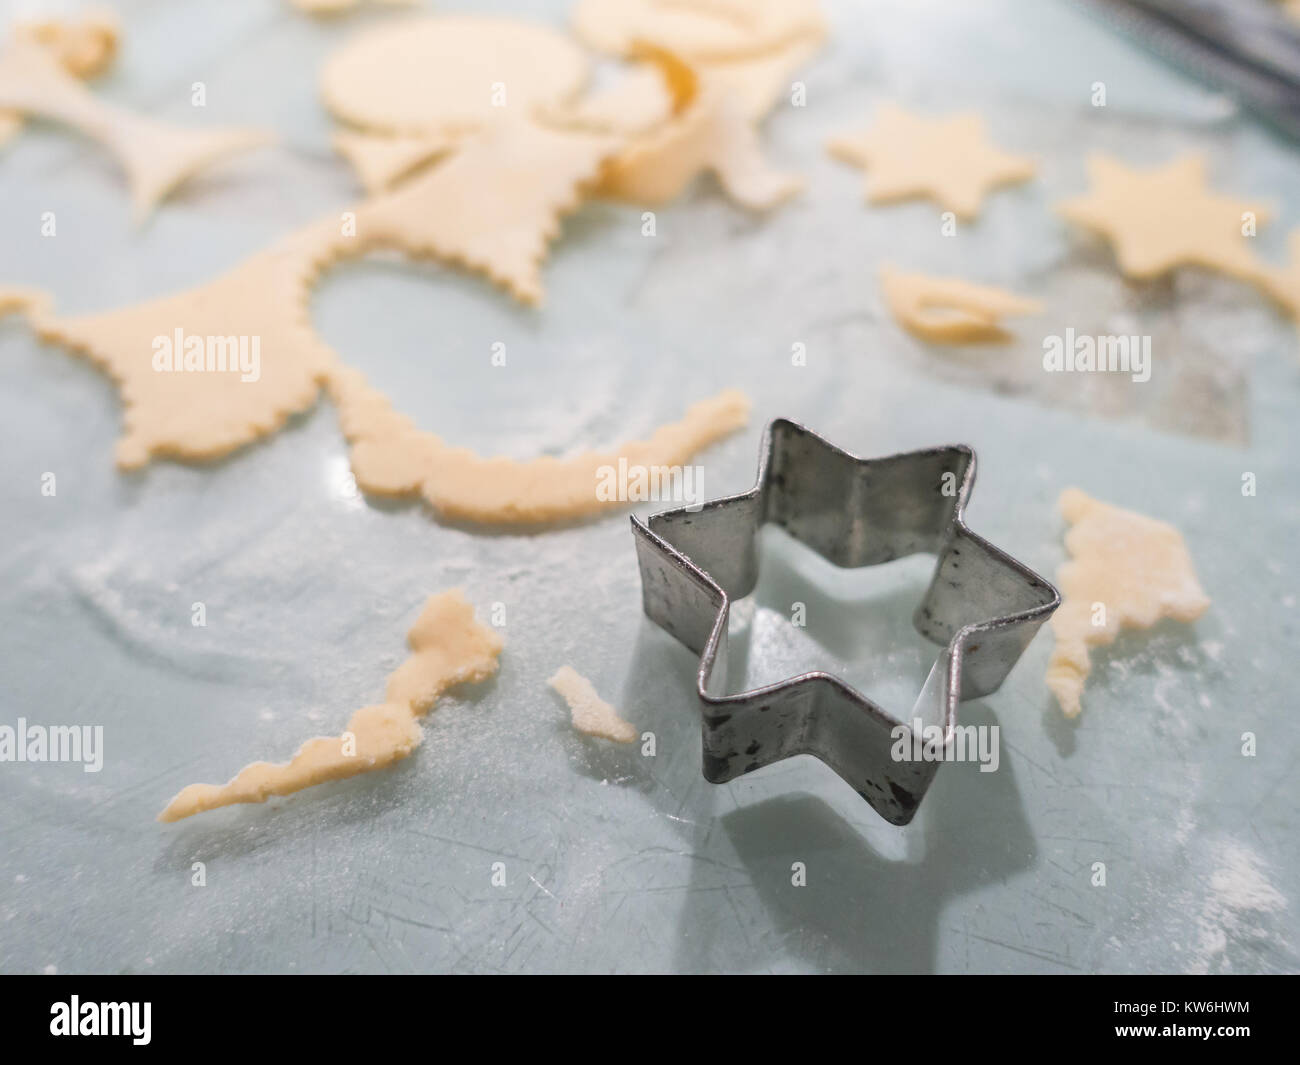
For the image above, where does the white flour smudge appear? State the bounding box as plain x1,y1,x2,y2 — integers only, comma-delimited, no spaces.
1188,841,1287,973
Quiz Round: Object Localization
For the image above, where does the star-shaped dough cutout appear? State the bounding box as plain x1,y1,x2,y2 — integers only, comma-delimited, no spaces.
828,104,1036,219
1057,154,1270,283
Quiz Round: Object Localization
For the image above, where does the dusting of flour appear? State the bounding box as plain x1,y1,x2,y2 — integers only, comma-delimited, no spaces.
1188,841,1287,973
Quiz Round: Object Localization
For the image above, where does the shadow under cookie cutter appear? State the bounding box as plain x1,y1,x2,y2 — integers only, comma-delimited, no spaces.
630,418,1060,825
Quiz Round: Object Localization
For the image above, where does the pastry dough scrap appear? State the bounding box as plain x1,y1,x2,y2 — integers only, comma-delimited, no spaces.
329,364,751,524
320,14,590,135
880,266,1041,343
28,112,620,465
695,29,823,122
0,33,270,220
0,109,20,150
542,63,676,136
559,11,822,134
18,110,748,522
598,85,803,211
333,129,456,194
549,666,638,743
0,286,53,320
573,0,826,62
0,11,119,149
158,590,503,822
541,42,696,136
828,104,1036,220
17,10,119,79
343,117,621,306
564,20,820,209
1047,488,1210,719
1057,154,1270,284
290,0,416,15
32,225,340,470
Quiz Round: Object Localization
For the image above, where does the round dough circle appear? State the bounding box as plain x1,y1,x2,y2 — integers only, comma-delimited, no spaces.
321,15,590,134
571,0,823,61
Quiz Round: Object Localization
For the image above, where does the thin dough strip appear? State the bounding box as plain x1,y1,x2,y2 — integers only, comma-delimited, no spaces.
329,365,752,524
158,590,503,822
549,666,638,742
880,266,1041,344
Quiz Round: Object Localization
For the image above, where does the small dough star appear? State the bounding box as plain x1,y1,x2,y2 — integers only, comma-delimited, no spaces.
1057,154,1270,283
828,103,1036,219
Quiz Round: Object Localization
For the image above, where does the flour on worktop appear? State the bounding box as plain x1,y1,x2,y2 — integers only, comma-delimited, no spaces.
1188,840,1288,973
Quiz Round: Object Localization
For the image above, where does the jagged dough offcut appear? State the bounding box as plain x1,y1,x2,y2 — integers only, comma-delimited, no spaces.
0,10,119,149
320,14,590,135
31,224,341,469
16,12,119,77
158,590,503,822
828,104,1036,220
341,117,621,306
542,63,677,137
329,364,751,524
1047,488,1210,719
546,41,698,137
598,85,803,211
572,0,826,62
551,22,823,133
695,29,823,122
564,25,819,211
0,33,270,220
880,267,1041,343
17,116,750,522
25,116,618,468
333,129,455,194
289,0,416,15
1057,155,1270,284
549,666,638,743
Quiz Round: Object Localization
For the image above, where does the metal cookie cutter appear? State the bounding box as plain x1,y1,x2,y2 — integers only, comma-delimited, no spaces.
630,419,1060,825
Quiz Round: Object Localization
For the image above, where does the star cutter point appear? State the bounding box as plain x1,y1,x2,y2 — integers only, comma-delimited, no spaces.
631,419,1060,825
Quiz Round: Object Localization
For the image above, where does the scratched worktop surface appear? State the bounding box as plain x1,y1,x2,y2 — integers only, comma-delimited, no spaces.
0,0,1296,973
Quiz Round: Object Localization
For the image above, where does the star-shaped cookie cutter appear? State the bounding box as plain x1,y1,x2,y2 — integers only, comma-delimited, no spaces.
630,419,1060,825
